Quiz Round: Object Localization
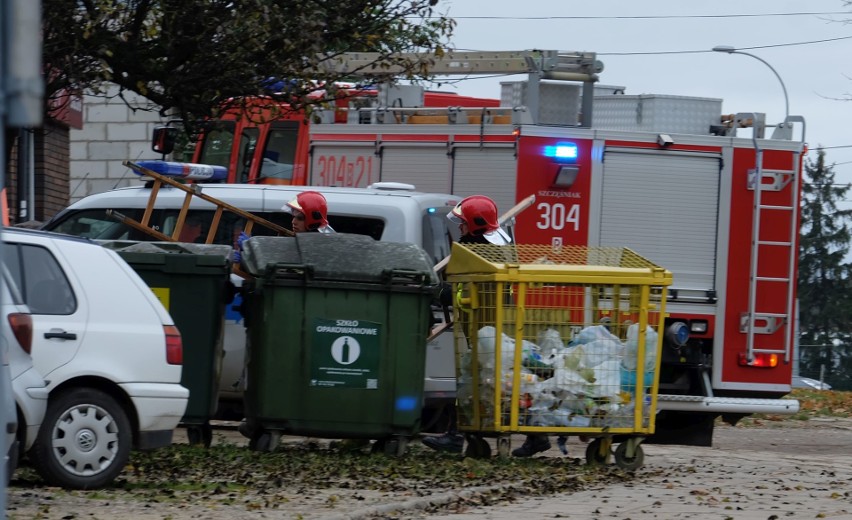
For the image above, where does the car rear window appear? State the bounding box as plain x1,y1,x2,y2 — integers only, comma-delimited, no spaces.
4,243,77,315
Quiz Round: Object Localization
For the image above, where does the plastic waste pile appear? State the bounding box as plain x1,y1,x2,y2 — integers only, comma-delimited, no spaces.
457,323,658,429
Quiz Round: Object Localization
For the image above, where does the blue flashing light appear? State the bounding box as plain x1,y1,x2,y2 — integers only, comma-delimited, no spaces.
666,322,690,347
675,325,690,345
543,143,578,160
428,207,436,214
395,396,418,411
135,160,228,182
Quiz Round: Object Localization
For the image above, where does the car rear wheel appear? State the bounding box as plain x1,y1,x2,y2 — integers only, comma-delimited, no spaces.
30,388,131,489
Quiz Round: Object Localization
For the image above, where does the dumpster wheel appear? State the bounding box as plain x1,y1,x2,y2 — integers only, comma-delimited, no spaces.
371,436,408,457
585,437,613,465
614,438,645,470
186,423,213,448
248,430,280,452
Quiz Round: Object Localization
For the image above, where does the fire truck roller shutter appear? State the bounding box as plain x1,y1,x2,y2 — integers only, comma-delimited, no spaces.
379,143,451,194
599,149,721,298
450,146,517,218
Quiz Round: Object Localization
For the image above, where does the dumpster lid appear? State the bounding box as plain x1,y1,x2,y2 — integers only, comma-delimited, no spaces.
98,240,233,265
446,243,672,283
242,233,439,285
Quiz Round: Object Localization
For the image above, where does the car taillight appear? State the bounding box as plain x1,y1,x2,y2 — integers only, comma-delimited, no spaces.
8,313,33,354
738,352,778,367
164,325,183,365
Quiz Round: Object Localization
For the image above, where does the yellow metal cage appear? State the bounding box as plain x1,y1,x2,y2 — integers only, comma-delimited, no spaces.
446,243,673,442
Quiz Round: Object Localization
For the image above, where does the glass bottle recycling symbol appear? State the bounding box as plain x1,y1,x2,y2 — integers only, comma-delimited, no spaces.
332,336,360,365
341,337,350,363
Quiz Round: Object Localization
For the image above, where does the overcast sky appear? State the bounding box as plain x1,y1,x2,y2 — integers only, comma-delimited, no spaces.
428,0,852,195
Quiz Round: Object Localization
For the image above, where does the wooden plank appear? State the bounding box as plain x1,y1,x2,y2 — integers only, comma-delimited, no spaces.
106,210,172,241
427,321,452,342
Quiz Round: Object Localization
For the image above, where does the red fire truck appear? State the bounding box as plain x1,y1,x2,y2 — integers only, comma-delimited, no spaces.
153,50,805,445
179,83,499,185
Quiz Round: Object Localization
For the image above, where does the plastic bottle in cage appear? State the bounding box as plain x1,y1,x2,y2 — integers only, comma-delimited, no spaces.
642,394,652,426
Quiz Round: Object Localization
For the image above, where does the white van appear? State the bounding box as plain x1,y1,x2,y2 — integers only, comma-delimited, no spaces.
44,183,461,432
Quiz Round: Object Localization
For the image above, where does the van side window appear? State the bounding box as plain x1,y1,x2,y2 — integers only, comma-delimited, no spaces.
326,216,385,240
4,243,76,315
49,208,385,243
250,213,385,240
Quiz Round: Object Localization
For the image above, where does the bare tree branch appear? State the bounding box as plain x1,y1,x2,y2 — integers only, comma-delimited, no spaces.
41,0,455,134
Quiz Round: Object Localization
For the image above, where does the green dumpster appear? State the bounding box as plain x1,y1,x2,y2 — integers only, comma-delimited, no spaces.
240,233,438,455
99,241,233,447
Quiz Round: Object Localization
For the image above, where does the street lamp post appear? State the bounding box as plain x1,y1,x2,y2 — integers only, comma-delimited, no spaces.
712,45,791,139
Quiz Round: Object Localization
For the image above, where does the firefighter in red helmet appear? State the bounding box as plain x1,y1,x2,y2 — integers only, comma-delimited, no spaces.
282,190,335,234
232,190,334,264
447,195,511,245
424,195,555,457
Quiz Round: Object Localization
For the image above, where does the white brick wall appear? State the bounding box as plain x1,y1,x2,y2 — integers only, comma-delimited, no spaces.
69,84,171,203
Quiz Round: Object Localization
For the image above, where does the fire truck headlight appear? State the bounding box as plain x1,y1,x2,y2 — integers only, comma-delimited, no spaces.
665,322,690,347
690,320,708,333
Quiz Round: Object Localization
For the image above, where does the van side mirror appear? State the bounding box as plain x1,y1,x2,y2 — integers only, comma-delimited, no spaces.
151,126,178,155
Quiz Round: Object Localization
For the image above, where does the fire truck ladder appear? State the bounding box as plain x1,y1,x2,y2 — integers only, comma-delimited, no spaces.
111,161,293,277
320,50,603,127
741,114,806,364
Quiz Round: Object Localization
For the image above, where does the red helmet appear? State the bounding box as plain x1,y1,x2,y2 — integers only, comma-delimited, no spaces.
283,191,329,231
448,195,511,244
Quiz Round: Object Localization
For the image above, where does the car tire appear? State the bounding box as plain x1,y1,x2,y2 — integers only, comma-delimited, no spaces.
29,388,132,490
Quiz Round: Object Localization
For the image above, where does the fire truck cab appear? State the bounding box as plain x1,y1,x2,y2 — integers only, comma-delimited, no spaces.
177,86,499,186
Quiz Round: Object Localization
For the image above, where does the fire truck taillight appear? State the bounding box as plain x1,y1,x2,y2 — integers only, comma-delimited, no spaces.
738,352,779,368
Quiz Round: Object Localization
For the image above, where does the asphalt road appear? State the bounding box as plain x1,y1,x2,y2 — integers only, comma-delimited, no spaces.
7,418,852,519
416,418,852,520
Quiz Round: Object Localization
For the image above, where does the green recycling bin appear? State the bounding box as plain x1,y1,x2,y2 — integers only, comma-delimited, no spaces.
99,241,233,447
240,233,438,455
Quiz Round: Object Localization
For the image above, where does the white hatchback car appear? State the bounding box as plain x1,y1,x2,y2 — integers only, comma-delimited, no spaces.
1,265,49,482
2,228,189,489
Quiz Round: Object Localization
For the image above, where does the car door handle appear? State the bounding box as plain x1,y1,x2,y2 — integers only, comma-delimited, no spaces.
44,330,77,340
